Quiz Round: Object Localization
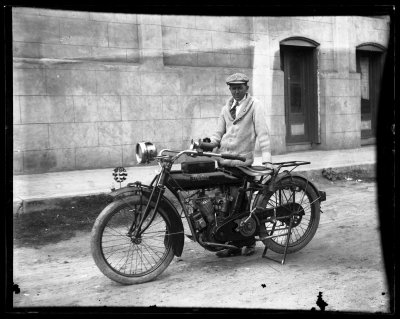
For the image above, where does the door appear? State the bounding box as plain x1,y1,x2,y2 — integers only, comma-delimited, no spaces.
283,46,317,144
356,50,383,139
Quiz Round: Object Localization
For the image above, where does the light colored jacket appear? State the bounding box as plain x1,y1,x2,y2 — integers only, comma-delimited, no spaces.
210,94,272,167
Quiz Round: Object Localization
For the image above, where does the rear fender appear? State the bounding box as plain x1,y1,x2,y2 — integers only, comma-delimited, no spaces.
273,171,326,202
110,183,185,257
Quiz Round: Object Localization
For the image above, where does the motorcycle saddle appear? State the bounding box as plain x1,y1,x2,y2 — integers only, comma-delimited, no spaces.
236,165,273,177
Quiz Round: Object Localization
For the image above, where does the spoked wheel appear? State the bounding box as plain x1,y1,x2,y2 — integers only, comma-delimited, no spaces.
91,196,174,285
255,176,321,254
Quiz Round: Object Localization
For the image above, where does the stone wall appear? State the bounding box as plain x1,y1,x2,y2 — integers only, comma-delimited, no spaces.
12,8,390,174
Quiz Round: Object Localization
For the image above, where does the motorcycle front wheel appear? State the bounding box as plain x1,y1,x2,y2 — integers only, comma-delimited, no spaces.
91,196,174,285
255,176,321,254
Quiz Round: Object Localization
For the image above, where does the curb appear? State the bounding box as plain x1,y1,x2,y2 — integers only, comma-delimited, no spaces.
13,163,375,215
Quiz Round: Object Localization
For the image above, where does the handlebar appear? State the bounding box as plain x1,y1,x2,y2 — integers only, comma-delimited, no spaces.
159,149,246,162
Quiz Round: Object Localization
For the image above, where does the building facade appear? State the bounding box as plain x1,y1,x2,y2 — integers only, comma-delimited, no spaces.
12,7,390,174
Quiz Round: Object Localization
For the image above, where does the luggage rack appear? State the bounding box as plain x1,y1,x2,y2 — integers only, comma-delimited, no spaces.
273,160,311,174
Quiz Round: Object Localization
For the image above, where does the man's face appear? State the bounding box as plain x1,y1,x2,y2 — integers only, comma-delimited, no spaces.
229,84,248,101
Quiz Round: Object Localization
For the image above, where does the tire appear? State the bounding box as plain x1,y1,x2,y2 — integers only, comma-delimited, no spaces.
91,196,175,285
255,176,320,254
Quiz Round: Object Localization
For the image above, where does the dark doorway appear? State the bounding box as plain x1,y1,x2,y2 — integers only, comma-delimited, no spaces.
356,49,384,140
282,46,317,144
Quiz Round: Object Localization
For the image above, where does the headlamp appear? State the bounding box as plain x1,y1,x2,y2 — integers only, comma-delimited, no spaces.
135,142,157,164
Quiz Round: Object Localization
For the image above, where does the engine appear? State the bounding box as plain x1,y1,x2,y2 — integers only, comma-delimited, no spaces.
189,188,234,231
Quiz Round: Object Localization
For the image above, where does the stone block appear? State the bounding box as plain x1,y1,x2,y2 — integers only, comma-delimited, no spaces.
122,144,136,166
13,68,46,95
97,96,122,121
179,70,216,96
201,97,222,118
91,47,127,62
38,8,90,19
212,31,253,54
89,12,137,24
144,119,183,142
13,96,21,124
230,54,252,68
139,96,163,120
196,16,230,32
325,96,359,115
269,134,286,155
126,49,140,63
98,121,124,146
59,19,108,47
108,23,139,48
121,121,143,145
12,7,42,15
215,73,233,96
137,14,161,25
73,96,98,122
49,123,98,148
23,148,76,173
265,95,285,116
39,43,92,60
182,118,218,141
326,114,360,133
180,96,201,119
162,26,177,50
163,50,198,67
272,73,285,96
14,124,49,151
96,70,141,95
230,16,254,34
176,29,213,52
198,52,232,67
162,96,182,119
140,24,162,49
292,19,332,43
268,17,293,33
268,115,286,136
12,14,60,43
13,151,24,174
20,95,74,124
319,58,335,72
75,146,123,169
45,69,97,96
141,72,180,96
120,96,141,121
13,42,40,58
326,131,361,149
253,17,269,34
162,15,196,28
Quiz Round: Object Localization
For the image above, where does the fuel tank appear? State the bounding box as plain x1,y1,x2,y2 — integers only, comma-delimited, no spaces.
165,170,242,191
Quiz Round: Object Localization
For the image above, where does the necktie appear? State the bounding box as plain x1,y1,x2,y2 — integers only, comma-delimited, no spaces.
230,101,239,120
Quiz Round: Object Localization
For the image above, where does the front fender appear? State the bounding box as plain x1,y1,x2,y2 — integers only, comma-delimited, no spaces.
109,183,185,257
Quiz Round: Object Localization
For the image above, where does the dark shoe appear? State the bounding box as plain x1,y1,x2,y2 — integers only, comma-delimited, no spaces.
242,245,256,256
216,248,241,258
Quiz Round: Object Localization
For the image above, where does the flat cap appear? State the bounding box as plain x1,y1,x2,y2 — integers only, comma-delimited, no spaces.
226,73,249,85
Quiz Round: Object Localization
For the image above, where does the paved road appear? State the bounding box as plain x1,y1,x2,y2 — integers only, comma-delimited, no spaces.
12,177,390,312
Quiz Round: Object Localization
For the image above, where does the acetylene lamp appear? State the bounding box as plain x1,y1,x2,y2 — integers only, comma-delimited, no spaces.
135,142,157,164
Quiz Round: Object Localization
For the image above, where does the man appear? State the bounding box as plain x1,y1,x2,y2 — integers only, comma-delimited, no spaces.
207,72,273,258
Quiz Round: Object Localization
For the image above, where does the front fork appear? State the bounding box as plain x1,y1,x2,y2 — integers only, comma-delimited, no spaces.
129,164,169,238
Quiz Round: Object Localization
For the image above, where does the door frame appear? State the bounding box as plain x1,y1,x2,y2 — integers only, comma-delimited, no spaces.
280,37,319,146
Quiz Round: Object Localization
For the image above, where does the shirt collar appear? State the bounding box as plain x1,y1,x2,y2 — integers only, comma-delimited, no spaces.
231,94,247,109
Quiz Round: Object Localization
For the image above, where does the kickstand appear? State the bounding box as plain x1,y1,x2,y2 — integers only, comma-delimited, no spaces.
262,216,294,265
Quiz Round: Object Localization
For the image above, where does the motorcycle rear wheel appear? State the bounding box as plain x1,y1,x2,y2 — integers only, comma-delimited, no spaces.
91,196,174,285
255,176,320,254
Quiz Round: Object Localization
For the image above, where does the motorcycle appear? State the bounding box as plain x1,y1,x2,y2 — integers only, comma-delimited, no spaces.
91,140,326,285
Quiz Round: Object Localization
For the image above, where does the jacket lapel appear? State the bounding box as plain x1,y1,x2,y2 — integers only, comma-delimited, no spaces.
233,96,253,123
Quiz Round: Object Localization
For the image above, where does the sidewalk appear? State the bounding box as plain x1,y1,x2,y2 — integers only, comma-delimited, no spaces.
12,145,376,204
